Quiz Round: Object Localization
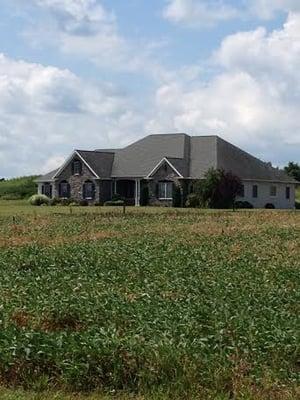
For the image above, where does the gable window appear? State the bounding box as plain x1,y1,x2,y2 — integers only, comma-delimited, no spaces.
286,186,290,200
158,181,173,200
83,181,95,200
252,185,258,198
270,185,277,197
72,160,82,175
59,181,70,198
42,183,52,198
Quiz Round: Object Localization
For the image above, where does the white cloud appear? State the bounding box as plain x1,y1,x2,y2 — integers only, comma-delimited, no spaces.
0,54,144,177
147,13,300,164
250,0,300,19
163,0,240,28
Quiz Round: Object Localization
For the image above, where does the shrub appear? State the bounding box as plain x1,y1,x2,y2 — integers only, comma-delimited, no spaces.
295,201,300,209
112,194,123,201
49,197,61,206
29,194,50,206
60,198,73,206
140,186,149,206
94,201,103,207
185,193,200,208
235,200,254,209
265,203,275,209
104,200,125,206
79,200,89,207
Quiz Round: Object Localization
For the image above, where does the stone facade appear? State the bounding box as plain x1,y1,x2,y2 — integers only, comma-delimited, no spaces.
147,161,185,206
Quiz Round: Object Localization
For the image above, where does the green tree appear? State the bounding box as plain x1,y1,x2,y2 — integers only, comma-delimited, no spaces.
284,162,300,182
194,168,243,209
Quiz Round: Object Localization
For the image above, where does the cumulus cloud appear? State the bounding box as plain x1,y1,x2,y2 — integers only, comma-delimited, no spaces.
163,0,300,28
0,54,144,177
250,0,300,19
23,0,168,77
163,0,240,28
147,13,300,164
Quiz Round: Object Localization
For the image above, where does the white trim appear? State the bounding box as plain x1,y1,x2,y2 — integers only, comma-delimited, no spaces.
158,181,173,200
52,151,100,179
146,157,183,179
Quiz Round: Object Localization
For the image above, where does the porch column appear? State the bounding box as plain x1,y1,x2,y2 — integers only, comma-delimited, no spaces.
135,179,141,206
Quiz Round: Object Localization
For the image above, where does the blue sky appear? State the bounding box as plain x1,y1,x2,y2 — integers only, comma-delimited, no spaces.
0,0,299,177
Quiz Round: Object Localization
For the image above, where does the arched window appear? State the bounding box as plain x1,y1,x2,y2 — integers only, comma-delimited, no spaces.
72,160,82,175
83,180,95,200
42,183,52,198
59,180,70,198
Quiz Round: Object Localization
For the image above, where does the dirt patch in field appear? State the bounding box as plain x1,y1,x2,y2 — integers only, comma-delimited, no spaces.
0,230,118,248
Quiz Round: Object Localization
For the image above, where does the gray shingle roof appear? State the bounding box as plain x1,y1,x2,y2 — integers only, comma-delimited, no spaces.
111,133,189,177
35,169,59,182
216,137,295,183
76,150,114,178
38,134,296,184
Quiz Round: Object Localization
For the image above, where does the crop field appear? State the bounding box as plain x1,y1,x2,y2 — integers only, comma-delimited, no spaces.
0,201,299,399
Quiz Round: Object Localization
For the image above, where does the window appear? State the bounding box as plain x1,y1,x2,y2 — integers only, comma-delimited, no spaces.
83,181,95,199
59,181,70,198
270,186,277,197
72,160,82,175
42,183,52,198
252,185,258,198
240,184,245,197
158,181,173,199
286,186,290,200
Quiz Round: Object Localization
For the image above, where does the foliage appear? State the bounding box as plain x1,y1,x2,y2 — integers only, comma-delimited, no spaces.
284,162,300,182
234,200,254,209
185,193,200,208
265,203,275,209
104,200,125,206
0,208,298,397
79,200,89,207
193,169,243,209
172,184,181,207
49,198,61,206
295,201,300,209
28,194,50,206
0,176,38,200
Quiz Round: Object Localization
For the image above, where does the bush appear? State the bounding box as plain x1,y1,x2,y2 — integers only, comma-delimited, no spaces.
185,193,200,208
104,200,125,206
79,200,89,207
49,197,61,206
295,201,300,209
94,201,103,207
235,200,254,209
29,194,50,206
265,203,275,209
140,186,149,206
60,198,73,206
112,194,123,201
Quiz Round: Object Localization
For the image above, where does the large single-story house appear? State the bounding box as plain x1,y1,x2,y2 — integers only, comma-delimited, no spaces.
36,133,297,208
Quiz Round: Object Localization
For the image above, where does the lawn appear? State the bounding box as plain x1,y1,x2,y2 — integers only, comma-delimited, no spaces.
0,200,299,399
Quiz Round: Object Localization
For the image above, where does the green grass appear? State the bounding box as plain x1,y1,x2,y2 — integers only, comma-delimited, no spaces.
0,176,38,200
0,202,299,399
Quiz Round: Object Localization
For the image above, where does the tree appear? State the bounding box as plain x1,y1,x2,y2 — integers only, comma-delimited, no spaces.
194,168,243,209
284,162,300,182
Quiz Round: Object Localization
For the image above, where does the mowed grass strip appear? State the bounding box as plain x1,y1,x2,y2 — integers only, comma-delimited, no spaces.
0,204,299,398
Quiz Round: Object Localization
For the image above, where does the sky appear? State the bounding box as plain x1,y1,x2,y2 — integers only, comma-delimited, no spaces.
0,0,300,178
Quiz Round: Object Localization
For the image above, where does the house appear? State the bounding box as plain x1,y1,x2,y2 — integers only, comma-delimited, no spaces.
36,133,297,209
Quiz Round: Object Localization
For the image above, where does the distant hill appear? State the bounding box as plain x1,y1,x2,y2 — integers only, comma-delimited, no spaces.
0,175,38,200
